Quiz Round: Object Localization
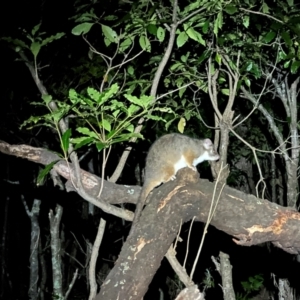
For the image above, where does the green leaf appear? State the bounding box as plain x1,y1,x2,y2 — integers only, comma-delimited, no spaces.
177,117,186,133
181,54,188,63
120,38,132,52
244,78,251,87
69,89,79,104
226,33,237,40
243,16,250,28
284,61,290,68
52,109,65,123
2,37,28,50
128,104,140,116
153,107,175,113
262,31,276,43
101,83,119,103
104,37,111,47
278,50,287,60
221,89,230,95
291,61,300,74
219,76,226,84
186,28,205,46
112,109,120,118
281,31,292,46
139,35,151,52
224,5,237,15
101,24,118,43
31,24,41,36
215,53,222,65
157,27,165,42
179,87,186,98
100,119,111,132
147,24,157,35
30,42,41,58
41,33,65,47
124,94,142,106
96,142,106,152
246,62,253,71
107,130,117,139
42,94,52,105
214,11,223,36
185,111,193,121
61,129,72,152
127,66,134,75
37,160,59,186
73,137,94,149
146,114,165,121
87,87,101,102
177,31,188,48
202,20,209,34
165,118,176,130
262,2,270,13
183,1,202,14
170,62,183,71
124,94,153,108
75,12,95,22
72,23,94,35
125,124,134,132
249,63,261,78
77,127,98,138
79,95,94,107
104,15,117,21
213,20,219,36
197,50,211,64
110,100,125,110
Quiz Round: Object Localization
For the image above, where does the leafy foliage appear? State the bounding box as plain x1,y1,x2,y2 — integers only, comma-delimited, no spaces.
22,83,174,153
237,274,264,300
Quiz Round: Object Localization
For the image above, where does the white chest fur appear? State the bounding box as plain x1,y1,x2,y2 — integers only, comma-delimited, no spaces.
173,153,208,174
193,152,211,165
173,155,189,173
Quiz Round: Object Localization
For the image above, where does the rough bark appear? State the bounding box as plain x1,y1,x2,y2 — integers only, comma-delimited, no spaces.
0,141,140,205
219,252,235,300
1,141,300,299
97,169,300,300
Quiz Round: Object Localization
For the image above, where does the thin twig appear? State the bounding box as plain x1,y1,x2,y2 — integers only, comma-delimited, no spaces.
239,7,284,24
190,164,226,280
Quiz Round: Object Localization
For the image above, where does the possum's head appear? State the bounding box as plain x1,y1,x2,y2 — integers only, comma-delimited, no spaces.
194,138,219,165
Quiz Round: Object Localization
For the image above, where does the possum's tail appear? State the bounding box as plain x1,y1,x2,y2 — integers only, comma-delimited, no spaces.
128,180,160,237
128,188,148,236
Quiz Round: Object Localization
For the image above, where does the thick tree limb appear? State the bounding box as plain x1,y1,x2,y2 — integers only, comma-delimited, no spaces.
1,140,300,299
97,169,300,300
1,140,299,252
0,140,140,206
